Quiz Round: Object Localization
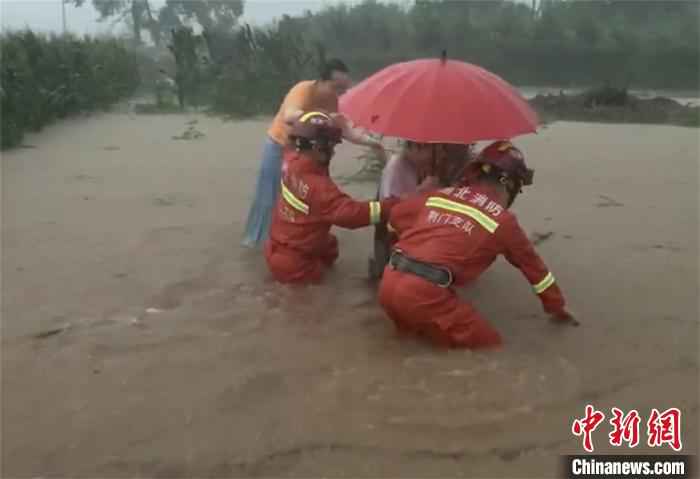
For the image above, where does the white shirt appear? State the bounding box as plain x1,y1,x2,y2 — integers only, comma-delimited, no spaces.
379,150,419,199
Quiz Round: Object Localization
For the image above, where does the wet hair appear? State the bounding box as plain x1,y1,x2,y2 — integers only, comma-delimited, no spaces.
405,140,431,150
320,58,349,81
292,136,314,151
291,136,337,162
477,165,504,184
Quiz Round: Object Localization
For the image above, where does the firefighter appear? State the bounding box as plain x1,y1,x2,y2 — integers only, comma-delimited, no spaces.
378,140,578,349
265,111,399,284
369,141,477,280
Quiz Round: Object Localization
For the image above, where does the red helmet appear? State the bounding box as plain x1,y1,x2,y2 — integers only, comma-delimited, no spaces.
289,111,342,146
474,140,534,186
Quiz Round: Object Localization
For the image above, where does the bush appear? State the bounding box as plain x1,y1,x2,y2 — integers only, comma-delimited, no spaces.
1,30,140,149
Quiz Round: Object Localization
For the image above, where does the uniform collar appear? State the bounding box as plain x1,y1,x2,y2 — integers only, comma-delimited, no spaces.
287,150,330,175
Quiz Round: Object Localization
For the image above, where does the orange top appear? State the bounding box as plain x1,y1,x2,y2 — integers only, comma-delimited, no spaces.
267,80,339,146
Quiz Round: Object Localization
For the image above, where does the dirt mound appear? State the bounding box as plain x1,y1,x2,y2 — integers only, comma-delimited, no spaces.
530,86,699,127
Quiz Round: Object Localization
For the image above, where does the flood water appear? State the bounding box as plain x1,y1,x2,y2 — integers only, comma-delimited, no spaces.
2,113,698,477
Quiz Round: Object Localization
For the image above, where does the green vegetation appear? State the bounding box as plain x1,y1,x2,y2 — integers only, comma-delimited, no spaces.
157,0,698,117
304,0,699,90
1,31,140,149
67,0,245,47
65,0,699,115
3,0,697,148
167,19,320,115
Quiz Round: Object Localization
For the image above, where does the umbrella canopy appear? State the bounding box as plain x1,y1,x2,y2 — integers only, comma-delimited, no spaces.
339,55,539,144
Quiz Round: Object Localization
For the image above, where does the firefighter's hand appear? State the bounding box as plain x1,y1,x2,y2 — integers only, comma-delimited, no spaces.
372,142,387,158
550,309,580,327
379,196,400,214
383,195,401,207
330,112,347,124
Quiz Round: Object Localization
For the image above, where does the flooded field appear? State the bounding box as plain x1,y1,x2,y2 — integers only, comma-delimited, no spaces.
2,113,698,477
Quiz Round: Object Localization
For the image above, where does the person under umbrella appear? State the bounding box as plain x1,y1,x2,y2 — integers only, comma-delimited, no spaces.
369,140,476,279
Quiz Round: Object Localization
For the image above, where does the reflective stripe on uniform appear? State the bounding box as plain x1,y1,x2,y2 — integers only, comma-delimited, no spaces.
533,272,555,294
425,196,499,233
369,201,382,225
299,111,330,122
281,182,309,215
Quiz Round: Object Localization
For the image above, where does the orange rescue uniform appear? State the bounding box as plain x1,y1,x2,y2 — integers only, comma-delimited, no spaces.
265,150,398,284
379,183,567,348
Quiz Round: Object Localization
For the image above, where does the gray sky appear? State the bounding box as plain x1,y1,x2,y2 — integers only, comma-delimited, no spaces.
0,0,365,35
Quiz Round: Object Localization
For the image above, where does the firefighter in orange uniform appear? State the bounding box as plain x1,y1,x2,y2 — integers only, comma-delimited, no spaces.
265,111,399,284
378,140,578,349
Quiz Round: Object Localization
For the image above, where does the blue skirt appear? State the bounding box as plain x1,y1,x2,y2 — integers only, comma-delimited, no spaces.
241,137,284,248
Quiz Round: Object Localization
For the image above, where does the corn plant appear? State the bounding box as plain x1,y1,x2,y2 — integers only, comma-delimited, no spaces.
1,30,140,149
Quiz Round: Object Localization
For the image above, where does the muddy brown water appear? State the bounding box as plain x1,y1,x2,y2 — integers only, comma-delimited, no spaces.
2,113,698,477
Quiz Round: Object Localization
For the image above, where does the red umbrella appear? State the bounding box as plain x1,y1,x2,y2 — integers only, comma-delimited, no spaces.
339,54,539,144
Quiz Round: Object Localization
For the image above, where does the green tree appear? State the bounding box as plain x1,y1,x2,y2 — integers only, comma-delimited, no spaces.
68,0,159,45
158,0,244,33
69,0,245,45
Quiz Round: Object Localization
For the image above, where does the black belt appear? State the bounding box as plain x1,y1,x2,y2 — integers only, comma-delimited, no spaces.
389,250,453,288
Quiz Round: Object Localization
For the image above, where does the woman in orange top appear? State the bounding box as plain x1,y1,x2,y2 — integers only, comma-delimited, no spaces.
242,59,384,248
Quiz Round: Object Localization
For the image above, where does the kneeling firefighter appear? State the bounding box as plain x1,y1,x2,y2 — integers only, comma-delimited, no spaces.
378,140,578,349
265,111,399,284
